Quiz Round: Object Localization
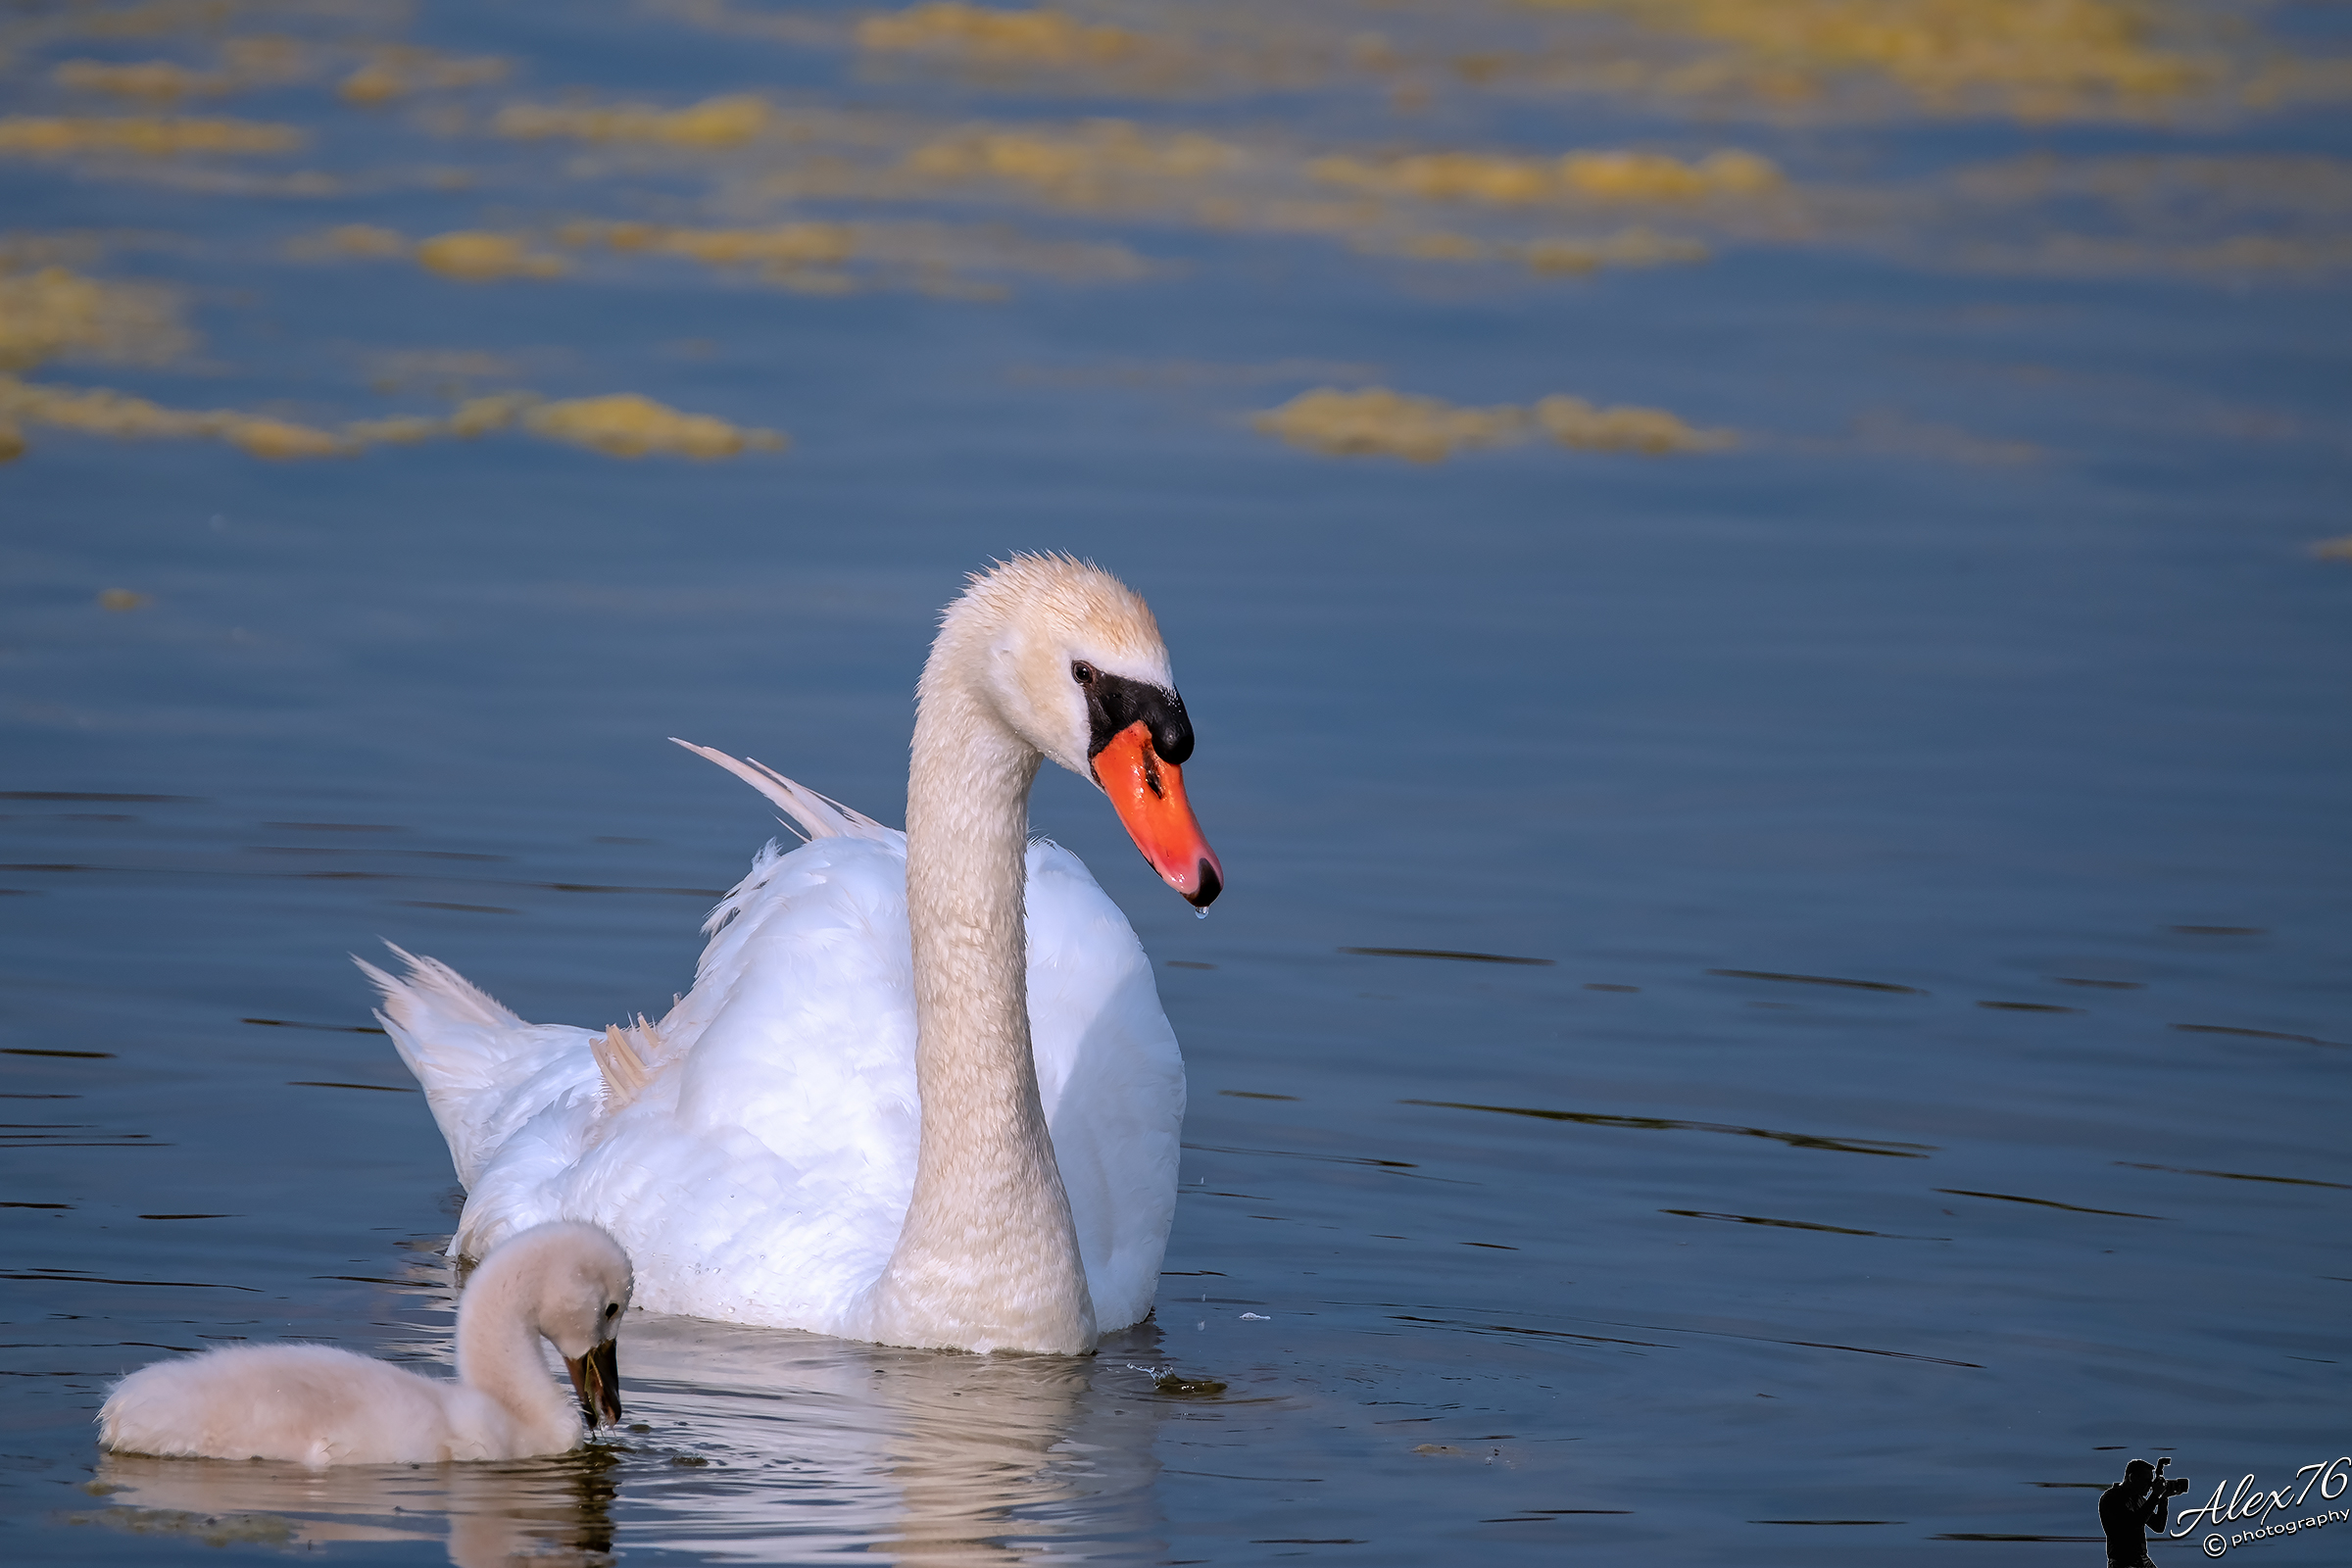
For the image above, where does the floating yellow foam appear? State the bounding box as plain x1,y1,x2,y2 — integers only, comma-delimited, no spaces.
340,48,507,105
1252,387,1525,462
1371,227,1710,272
52,60,230,100
0,376,346,459
1535,0,2214,116
0,267,188,372
1521,228,1711,272
1563,150,1782,199
858,4,1147,68
523,394,787,459
415,232,567,281
0,116,303,156
0,376,784,463
2311,536,2352,562
1311,148,1780,205
493,94,770,147
445,391,542,438
339,414,446,445
97,588,153,611
562,218,1149,294
905,122,1243,204
590,220,858,270
1252,386,1732,462
1533,393,1737,453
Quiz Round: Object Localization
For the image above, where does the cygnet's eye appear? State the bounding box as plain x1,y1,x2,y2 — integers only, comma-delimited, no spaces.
1071,662,1097,686
605,1302,619,1319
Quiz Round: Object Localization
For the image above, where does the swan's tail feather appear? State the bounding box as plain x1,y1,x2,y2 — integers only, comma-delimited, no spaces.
356,945,527,1108
591,1016,663,1111
671,738,896,844
356,944,594,1188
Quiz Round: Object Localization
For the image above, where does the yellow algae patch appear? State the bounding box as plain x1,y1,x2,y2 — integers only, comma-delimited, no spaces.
1532,0,2215,118
1521,227,1710,272
340,414,445,445
522,394,786,459
493,94,771,148
445,391,541,437
1390,232,1489,261
415,232,567,281
97,588,153,611
0,116,303,157
591,220,858,268
1251,386,1731,462
2310,536,2352,562
0,376,783,463
340,48,507,105
0,376,348,459
1368,227,1709,273
1311,147,1780,206
1534,394,1734,453
904,121,1243,204
569,220,858,290
0,268,188,371
52,60,231,101
1312,152,1551,206
221,415,345,459
1252,387,1531,463
562,218,1149,293
1561,150,1780,200
858,5,1148,68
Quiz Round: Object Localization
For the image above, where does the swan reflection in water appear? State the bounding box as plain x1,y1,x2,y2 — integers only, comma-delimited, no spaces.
90,1447,618,1566
89,1313,1174,1565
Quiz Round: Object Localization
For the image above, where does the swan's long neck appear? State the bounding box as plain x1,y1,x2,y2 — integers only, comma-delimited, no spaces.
868,660,1097,1354
456,1259,581,1454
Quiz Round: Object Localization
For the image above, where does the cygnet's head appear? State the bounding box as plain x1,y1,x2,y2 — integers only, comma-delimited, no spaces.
938,554,1223,906
486,1221,633,1428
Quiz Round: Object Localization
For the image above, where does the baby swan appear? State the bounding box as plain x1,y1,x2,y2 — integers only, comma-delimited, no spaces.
99,1221,632,1467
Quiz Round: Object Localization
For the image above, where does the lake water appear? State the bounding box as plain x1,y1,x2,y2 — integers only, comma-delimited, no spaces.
4,2,2350,1563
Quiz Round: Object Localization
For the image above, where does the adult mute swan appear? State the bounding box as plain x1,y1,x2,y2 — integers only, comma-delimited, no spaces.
363,556,1221,1355
99,1221,631,1466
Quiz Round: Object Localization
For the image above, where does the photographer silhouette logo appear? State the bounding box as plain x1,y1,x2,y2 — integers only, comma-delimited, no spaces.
2167,1455,2352,1558
2100,1457,2189,1567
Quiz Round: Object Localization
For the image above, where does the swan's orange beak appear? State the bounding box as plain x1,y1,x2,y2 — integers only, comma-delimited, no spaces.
1092,720,1222,907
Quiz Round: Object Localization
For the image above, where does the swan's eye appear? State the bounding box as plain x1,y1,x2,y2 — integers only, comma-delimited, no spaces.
1071,662,1097,686
605,1302,618,1319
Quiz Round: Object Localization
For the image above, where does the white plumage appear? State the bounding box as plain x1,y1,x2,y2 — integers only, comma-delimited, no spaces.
361,558,1212,1354
99,1221,632,1466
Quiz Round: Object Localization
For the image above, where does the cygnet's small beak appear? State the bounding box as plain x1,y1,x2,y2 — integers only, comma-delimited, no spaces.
565,1337,622,1430
1092,720,1223,907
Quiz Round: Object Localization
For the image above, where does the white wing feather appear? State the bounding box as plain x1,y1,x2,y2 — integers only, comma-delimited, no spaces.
359,744,1184,1338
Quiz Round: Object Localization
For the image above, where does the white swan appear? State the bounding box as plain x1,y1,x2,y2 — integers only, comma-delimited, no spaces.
98,1221,632,1466
362,556,1220,1354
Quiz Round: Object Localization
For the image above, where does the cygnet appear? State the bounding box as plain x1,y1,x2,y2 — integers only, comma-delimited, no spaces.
99,1221,633,1466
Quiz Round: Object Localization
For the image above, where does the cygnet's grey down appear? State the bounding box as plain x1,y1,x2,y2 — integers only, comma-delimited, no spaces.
98,1221,633,1466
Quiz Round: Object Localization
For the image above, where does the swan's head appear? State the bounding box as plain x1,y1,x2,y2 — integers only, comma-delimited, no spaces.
943,554,1223,907
491,1221,633,1430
